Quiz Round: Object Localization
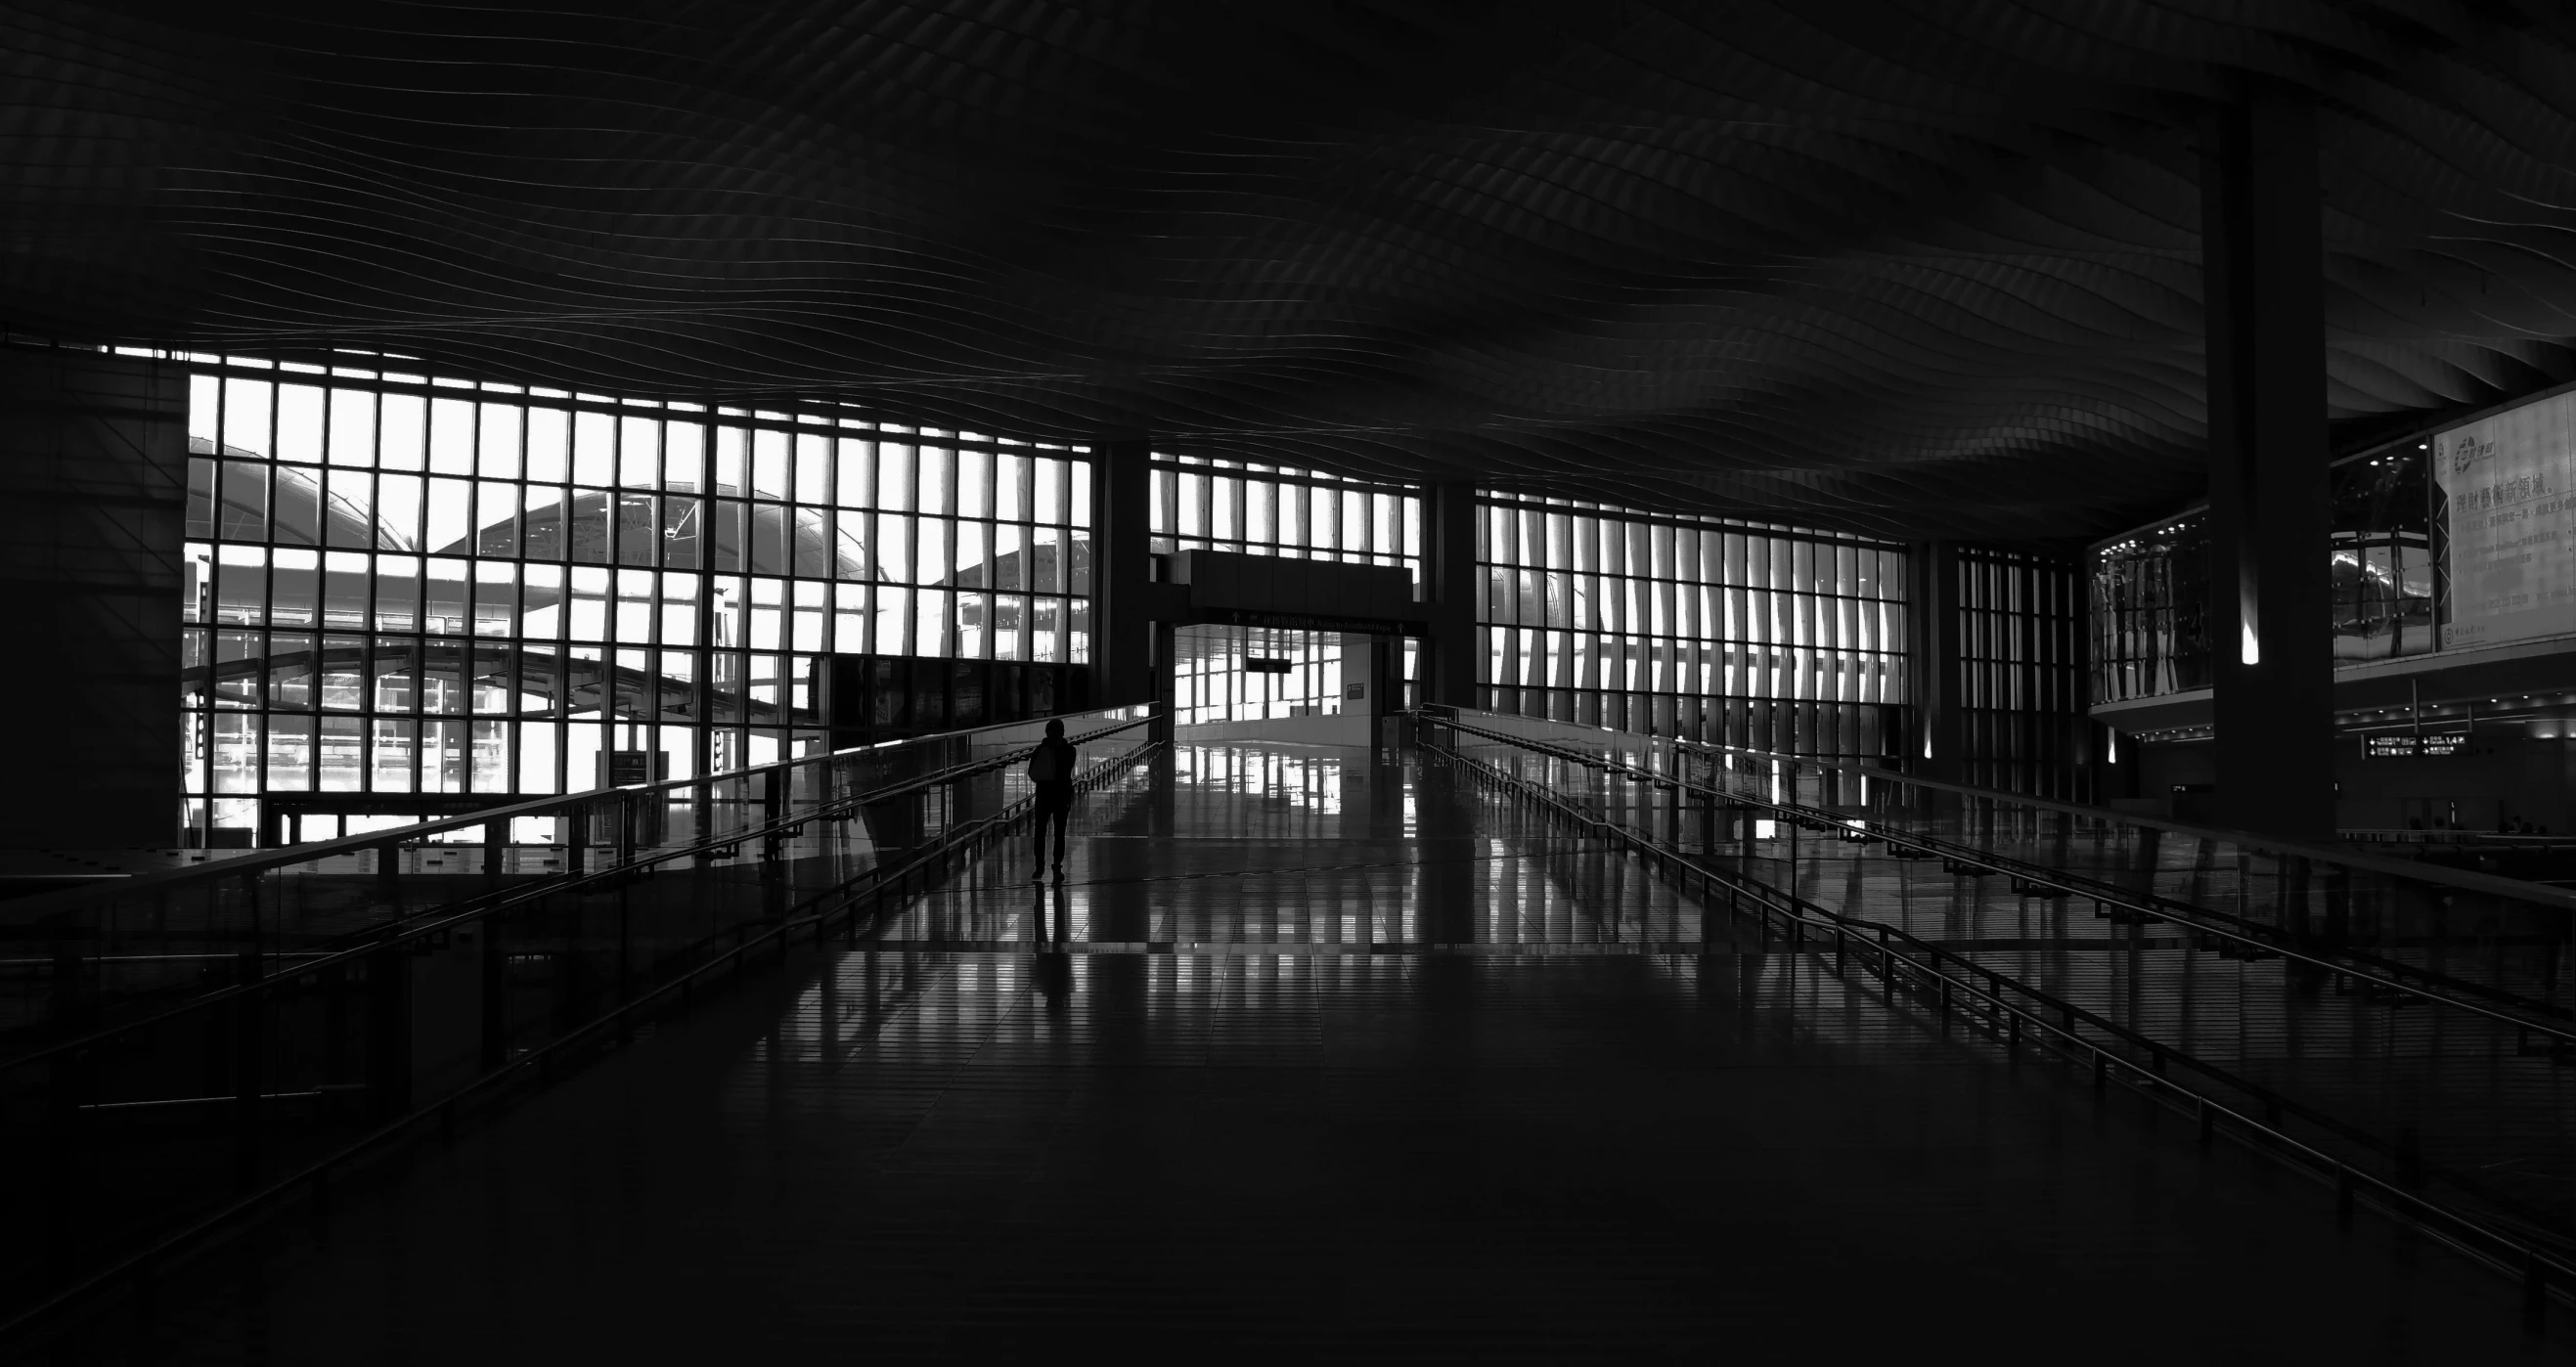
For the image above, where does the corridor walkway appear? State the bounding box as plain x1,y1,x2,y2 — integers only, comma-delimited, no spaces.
103,742,2549,1363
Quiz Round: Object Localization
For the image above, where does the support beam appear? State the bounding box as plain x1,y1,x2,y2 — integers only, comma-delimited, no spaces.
1427,481,1479,709
0,345,186,847
2202,86,2333,838
1092,438,1155,709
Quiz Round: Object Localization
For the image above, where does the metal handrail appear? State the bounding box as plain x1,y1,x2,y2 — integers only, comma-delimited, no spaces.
1438,736,2509,1214
0,732,1162,1345
1421,704,2576,914
0,711,1157,1076
1421,715,2572,1328
1429,710,2576,1049
0,706,1157,926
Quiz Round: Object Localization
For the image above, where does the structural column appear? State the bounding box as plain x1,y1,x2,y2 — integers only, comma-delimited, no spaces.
0,344,186,847
2201,85,2333,838
1426,481,1480,709
1092,438,1155,709
1907,541,1962,785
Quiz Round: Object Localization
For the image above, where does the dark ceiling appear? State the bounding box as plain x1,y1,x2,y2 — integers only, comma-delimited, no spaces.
11,1,2576,546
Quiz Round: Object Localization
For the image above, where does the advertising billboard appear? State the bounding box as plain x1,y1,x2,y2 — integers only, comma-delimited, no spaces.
2434,388,2576,648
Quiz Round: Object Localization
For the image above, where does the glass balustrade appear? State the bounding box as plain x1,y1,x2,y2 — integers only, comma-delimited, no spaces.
0,704,1155,1321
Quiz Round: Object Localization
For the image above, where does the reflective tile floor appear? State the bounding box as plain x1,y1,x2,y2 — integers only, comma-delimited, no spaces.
70,743,2567,1363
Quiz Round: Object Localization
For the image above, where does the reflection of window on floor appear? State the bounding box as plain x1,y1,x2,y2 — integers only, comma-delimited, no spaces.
1173,746,1345,815
177,354,1094,847
1174,626,1345,726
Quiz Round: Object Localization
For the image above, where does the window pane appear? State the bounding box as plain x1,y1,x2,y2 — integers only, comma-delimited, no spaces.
371,718,416,791
526,407,568,482
476,481,519,556
271,549,319,627
752,428,789,500
428,398,474,474
377,473,422,550
475,561,519,637
752,504,788,575
424,558,469,636
834,437,875,507
329,389,376,467
319,716,363,792
878,444,913,511
620,417,660,489
478,404,522,478
321,634,364,710
796,433,831,504
573,412,614,485
662,496,700,568
379,393,425,470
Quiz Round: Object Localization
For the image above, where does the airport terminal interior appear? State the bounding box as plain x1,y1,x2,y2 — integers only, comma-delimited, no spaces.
12,2,2576,1359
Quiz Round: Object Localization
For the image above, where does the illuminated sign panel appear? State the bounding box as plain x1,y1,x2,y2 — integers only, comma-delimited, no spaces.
2435,389,2576,648
2364,729,2469,759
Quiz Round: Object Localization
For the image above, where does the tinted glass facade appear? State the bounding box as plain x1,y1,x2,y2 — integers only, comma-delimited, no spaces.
2090,447,2437,706
2090,515,2210,704
180,357,1090,846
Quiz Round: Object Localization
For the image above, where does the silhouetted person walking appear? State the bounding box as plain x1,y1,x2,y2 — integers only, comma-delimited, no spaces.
1028,719,1077,881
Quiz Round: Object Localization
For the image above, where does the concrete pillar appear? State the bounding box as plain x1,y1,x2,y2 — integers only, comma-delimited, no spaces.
2201,86,2333,838
1093,438,1154,709
0,345,187,847
1426,481,1480,709
1907,541,1962,785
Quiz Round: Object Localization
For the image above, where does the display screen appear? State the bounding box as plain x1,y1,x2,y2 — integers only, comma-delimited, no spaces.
2435,389,2576,648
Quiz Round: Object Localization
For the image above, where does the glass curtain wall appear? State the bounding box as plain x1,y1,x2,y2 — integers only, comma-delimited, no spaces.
2090,514,2211,705
1959,549,2085,799
179,356,1090,847
2333,444,2435,661
2089,447,2439,706
1476,497,1907,761
1148,456,1422,580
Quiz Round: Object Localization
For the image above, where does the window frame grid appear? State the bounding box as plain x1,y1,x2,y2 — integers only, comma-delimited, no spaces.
177,355,1092,844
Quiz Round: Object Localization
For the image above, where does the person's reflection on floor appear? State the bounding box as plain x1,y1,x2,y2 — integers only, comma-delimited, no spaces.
1032,879,1071,1003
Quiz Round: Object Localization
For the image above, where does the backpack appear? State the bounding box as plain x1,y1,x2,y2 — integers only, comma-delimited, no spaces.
1028,741,1068,783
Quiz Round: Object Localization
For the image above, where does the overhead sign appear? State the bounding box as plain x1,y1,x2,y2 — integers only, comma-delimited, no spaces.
1191,605,1426,636
2435,390,2576,648
2363,729,2470,759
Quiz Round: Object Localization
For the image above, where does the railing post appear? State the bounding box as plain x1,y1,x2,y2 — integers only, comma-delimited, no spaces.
233,872,265,1192
760,767,788,920
377,838,402,904
477,909,506,1073
365,941,412,1121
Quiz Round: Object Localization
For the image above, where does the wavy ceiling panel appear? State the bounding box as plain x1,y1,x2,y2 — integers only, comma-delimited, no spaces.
7,0,2576,545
